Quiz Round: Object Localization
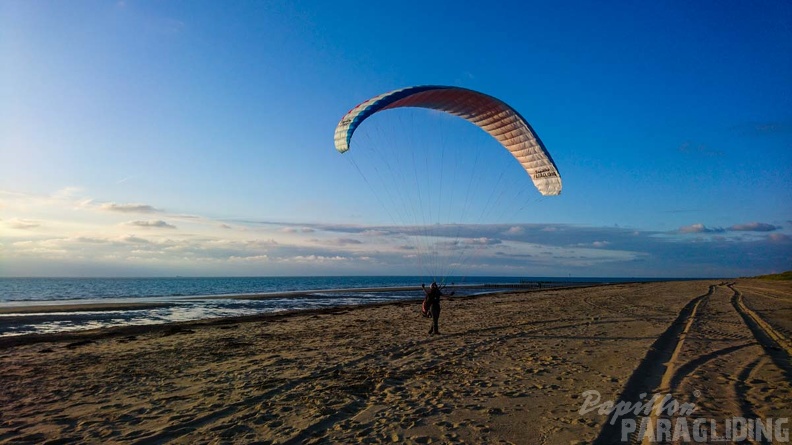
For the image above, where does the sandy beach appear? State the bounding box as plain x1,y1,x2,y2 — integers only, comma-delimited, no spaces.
1,280,790,444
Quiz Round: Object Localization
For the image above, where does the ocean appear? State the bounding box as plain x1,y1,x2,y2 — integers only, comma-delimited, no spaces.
0,276,624,337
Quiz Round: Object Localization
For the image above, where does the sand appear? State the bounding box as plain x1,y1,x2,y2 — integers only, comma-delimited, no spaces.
0,280,790,444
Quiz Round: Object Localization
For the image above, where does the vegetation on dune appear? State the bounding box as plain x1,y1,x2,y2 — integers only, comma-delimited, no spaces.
754,271,792,280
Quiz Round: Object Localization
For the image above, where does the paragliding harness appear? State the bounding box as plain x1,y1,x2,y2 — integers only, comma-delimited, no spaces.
421,296,432,318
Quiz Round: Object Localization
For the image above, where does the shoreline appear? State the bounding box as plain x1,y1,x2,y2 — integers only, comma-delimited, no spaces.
0,298,422,349
0,302,176,315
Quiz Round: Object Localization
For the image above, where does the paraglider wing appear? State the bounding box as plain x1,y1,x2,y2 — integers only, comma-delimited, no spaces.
334,85,562,196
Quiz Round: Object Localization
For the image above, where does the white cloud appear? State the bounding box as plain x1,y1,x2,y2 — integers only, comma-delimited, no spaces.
280,226,317,234
2,187,790,277
73,236,109,244
101,203,161,213
246,239,278,248
285,255,350,263
465,237,500,246
127,220,177,229
120,235,152,244
679,223,725,234
6,218,41,230
729,222,779,232
52,187,84,199
228,255,270,263
362,229,390,237
680,221,782,235
314,238,363,246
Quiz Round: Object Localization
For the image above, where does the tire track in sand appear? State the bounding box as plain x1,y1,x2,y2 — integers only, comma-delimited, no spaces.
591,285,713,445
734,356,773,445
657,283,789,445
594,283,791,445
729,284,792,379
646,283,778,445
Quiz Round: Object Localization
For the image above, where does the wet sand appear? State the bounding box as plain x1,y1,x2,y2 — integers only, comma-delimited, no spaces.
1,280,790,444
0,302,175,315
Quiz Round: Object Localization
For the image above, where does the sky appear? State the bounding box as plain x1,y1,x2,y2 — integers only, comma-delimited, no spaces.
1,0,790,278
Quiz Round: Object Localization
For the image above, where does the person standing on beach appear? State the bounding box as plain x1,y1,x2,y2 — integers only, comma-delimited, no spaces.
422,282,454,335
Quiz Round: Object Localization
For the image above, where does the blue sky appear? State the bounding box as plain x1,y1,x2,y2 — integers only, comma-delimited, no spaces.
1,0,790,278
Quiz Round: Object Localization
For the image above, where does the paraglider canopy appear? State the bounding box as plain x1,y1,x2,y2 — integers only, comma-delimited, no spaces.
334,85,562,196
